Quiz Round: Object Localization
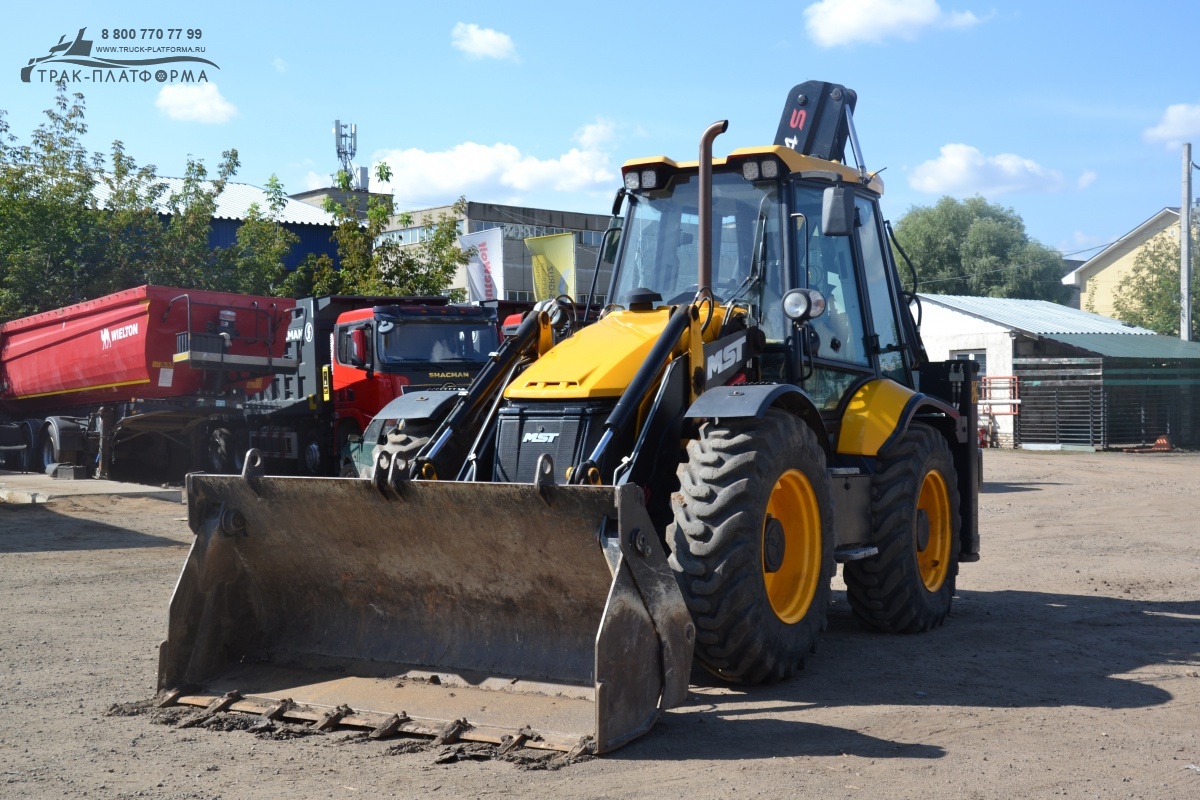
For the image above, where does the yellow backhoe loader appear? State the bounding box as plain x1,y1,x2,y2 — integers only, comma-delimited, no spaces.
156,80,980,755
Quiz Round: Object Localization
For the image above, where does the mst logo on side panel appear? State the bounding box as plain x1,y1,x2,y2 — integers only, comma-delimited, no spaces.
522,431,559,443
706,334,746,380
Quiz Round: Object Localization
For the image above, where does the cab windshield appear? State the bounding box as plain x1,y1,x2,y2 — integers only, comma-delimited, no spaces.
376,320,498,365
612,171,781,311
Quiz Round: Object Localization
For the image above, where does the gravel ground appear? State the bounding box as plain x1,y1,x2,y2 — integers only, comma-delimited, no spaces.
1,448,1198,799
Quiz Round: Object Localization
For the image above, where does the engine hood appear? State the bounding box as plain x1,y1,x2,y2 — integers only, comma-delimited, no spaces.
504,307,677,400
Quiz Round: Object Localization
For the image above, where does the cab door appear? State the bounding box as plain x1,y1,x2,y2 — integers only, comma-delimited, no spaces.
853,196,910,386
790,182,875,415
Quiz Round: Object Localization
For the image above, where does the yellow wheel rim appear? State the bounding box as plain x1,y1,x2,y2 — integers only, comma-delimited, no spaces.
762,469,822,624
916,469,952,592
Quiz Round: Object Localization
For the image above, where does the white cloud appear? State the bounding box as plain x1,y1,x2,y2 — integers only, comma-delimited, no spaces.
908,143,1064,197
1143,103,1200,147
804,0,982,47
273,56,286,74
155,83,237,124
371,120,616,206
451,22,518,61
304,171,327,191
1077,170,1097,189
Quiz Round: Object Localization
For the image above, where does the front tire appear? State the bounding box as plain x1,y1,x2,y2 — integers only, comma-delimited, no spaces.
668,409,834,684
844,423,961,633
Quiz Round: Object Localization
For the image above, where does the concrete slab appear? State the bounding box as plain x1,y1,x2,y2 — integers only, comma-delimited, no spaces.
0,469,182,504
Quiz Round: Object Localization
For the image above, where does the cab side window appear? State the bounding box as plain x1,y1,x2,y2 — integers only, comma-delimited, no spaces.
335,327,351,365
856,198,908,383
794,188,869,367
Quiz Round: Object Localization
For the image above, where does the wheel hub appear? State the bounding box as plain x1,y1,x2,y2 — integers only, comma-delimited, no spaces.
763,516,786,573
914,509,931,552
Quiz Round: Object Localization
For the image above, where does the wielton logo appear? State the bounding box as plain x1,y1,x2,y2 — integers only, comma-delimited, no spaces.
100,322,139,349
21,27,218,83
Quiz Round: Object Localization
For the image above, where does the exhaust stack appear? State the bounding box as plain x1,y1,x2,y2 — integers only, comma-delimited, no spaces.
697,120,728,292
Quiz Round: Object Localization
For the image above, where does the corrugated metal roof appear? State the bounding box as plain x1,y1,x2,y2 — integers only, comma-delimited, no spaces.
92,178,339,227
918,294,1155,335
1045,334,1200,360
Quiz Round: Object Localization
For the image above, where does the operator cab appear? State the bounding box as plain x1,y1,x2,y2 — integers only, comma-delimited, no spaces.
609,81,922,420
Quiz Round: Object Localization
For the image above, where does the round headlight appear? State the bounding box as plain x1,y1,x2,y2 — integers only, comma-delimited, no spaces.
782,288,827,322
782,289,809,320
807,290,826,319
623,171,640,191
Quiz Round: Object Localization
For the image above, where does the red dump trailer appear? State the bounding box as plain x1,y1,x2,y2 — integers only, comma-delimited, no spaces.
0,285,295,479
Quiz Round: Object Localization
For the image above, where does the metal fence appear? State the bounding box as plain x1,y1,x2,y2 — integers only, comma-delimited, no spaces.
1014,357,1200,449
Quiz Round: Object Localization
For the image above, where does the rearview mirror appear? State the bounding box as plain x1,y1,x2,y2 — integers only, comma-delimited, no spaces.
821,185,855,236
601,226,622,265
349,327,368,368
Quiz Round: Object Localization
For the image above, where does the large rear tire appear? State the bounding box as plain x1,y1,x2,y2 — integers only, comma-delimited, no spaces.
844,423,961,633
667,409,834,684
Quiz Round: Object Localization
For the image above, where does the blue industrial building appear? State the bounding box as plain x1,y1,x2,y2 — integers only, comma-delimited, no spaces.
94,178,340,270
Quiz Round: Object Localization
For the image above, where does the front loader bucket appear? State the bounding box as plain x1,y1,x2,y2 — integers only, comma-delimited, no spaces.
158,471,694,754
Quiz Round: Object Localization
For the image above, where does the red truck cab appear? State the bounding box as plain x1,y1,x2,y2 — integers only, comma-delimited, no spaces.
329,300,500,452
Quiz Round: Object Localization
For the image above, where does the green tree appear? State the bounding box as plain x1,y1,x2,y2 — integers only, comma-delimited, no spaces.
297,165,468,299
0,84,302,321
0,83,105,319
150,149,240,289
892,195,1069,303
96,140,168,292
1111,213,1200,338
222,174,298,295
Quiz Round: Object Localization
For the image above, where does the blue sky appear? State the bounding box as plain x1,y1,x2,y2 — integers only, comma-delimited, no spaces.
2,1,1198,261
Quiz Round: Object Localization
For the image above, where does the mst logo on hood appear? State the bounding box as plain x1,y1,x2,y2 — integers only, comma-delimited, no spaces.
100,322,139,349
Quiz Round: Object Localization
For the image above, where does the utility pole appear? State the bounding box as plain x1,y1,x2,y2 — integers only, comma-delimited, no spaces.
1184,143,1194,341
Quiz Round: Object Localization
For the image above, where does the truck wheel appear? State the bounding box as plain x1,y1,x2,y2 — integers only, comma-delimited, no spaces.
300,430,328,476
207,427,249,474
667,409,834,684
844,423,961,633
37,428,58,472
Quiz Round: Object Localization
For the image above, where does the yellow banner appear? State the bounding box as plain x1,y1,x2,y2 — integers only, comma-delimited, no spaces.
525,232,575,301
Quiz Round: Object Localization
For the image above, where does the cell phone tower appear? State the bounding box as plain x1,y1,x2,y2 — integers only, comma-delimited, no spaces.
333,120,369,190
